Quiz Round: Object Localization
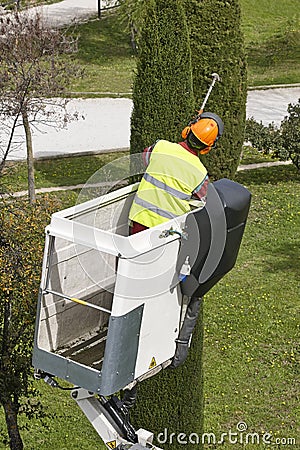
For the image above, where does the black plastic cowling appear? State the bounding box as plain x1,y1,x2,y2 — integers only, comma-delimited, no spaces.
178,178,251,298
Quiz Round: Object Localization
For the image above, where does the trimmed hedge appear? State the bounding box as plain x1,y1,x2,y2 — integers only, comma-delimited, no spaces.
185,0,247,179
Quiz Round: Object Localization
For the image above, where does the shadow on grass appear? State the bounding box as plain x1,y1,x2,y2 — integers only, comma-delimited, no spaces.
247,30,300,69
234,164,300,186
266,241,300,277
34,152,129,188
74,13,134,65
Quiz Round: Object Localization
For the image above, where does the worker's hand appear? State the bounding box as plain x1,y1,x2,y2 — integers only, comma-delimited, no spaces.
188,199,205,210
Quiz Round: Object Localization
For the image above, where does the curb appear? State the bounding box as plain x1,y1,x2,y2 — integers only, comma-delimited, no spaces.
247,83,300,91
5,181,111,198
69,85,300,97
33,147,129,161
237,160,292,171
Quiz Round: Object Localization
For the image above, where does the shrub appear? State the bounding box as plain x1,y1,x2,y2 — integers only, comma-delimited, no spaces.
245,99,300,171
280,99,300,170
244,118,283,157
0,197,60,449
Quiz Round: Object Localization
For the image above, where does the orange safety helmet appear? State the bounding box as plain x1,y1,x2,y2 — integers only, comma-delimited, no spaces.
182,112,224,154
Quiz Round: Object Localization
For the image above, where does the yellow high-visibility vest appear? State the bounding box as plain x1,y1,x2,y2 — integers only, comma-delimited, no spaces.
129,140,207,228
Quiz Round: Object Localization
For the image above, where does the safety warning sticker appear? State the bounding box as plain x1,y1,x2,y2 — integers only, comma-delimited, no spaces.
149,356,157,369
106,440,117,449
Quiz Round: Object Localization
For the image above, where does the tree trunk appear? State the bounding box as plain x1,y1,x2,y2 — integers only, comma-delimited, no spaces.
0,299,23,450
22,109,36,204
0,113,21,174
2,398,23,450
130,21,138,52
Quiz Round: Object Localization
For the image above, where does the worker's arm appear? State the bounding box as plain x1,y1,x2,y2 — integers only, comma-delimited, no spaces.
189,175,209,209
192,174,209,201
142,143,155,166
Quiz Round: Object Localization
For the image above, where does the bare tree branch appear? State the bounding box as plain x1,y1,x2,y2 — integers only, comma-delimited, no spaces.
0,9,83,201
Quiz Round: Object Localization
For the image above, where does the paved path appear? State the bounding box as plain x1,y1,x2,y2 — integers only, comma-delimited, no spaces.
246,87,300,126
2,87,299,161
236,160,292,171
25,0,99,27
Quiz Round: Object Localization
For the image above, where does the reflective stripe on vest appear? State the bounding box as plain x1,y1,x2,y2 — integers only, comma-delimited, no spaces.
129,140,207,228
143,173,192,201
134,194,178,220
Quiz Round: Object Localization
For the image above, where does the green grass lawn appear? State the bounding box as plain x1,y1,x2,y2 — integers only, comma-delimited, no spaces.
241,0,299,44
244,3,300,88
0,146,281,194
6,0,300,92
0,381,106,450
225,0,300,86
69,16,135,95
0,151,129,193
1,163,299,449
67,0,300,95
202,165,300,448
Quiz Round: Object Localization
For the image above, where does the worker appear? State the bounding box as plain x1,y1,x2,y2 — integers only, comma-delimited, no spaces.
128,112,224,234
123,112,224,407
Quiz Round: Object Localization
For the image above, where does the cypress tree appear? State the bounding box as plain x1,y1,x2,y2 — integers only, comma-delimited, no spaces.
128,1,246,447
184,0,247,179
129,1,204,449
130,0,194,155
